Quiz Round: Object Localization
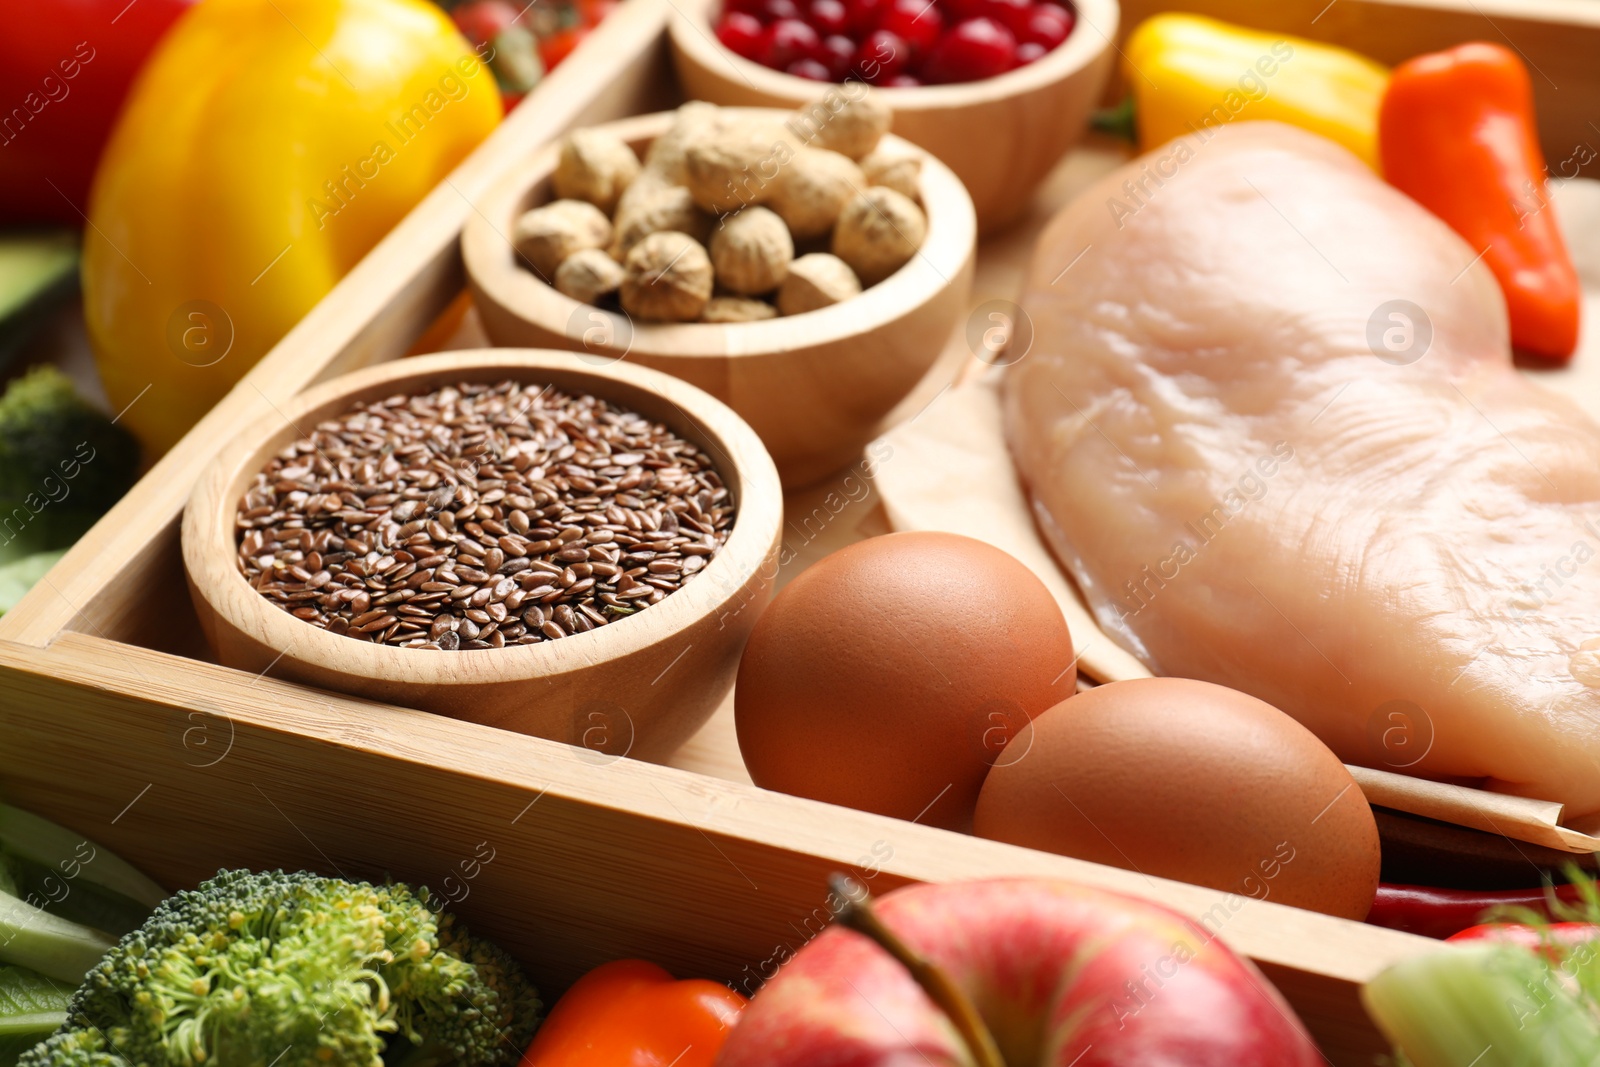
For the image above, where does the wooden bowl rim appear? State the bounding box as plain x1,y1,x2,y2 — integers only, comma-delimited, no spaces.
667,0,1120,109
181,349,783,687
462,108,976,361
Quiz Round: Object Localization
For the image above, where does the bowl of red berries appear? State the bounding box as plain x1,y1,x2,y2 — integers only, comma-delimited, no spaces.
670,0,1116,232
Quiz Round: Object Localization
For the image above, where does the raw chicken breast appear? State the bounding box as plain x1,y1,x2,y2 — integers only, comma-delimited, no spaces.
1005,121,1600,818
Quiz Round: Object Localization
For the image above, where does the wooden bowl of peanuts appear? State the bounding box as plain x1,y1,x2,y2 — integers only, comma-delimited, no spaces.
181,350,783,762
462,102,976,488
667,0,1118,234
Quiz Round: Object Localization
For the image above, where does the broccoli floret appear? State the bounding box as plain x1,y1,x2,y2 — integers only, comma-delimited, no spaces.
0,366,139,554
15,1027,121,1067
17,870,542,1067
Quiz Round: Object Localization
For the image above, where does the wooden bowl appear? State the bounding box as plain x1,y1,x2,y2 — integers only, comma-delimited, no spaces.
181,350,783,762
668,0,1118,234
462,109,976,488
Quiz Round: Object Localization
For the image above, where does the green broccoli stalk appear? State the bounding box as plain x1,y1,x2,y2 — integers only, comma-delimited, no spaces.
0,366,139,558
18,870,543,1067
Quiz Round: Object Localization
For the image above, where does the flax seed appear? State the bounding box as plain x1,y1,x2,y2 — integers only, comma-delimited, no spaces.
235,379,732,649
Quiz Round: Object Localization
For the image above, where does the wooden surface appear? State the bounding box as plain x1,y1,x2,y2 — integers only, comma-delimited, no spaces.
0,113,1431,1060
182,351,782,759
668,0,1118,233
0,629,1428,1064
464,110,977,487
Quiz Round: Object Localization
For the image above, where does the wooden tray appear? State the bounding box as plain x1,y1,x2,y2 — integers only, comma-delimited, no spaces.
8,2,1600,1062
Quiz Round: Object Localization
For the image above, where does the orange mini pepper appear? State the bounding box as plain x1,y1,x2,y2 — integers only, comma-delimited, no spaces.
517,959,746,1067
1378,42,1581,361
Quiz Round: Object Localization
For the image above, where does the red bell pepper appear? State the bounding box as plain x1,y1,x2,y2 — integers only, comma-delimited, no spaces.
517,958,746,1067
1379,42,1582,361
1,0,194,224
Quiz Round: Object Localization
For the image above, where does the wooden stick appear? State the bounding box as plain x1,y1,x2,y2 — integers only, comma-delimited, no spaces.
828,874,1007,1067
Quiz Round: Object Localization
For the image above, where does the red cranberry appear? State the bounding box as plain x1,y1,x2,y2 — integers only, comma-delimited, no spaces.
1014,40,1046,64
724,0,765,15
842,0,885,34
1017,2,1071,48
760,0,802,22
921,17,1017,83
716,11,767,59
877,0,942,54
761,18,822,67
942,0,984,21
883,73,922,86
806,0,850,34
787,56,833,79
819,33,857,79
982,0,1036,36
852,29,909,82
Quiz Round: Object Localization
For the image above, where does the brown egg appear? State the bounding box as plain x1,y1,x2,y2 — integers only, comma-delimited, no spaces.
973,678,1380,920
735,531,1076,830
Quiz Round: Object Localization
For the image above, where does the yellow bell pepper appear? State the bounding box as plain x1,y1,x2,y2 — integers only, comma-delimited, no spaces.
1123,14,1388,169
85,0,501,458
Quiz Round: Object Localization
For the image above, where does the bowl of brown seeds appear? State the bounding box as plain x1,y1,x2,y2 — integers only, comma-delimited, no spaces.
181,349,783,761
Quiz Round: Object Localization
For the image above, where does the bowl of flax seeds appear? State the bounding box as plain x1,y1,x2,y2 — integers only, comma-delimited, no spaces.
182,350,783,760
236,378,734,652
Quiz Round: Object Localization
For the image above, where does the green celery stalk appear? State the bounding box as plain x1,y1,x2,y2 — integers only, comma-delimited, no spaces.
0,890,114,985
1363,942,1600,1067
0,802,164,984
0,806,165,915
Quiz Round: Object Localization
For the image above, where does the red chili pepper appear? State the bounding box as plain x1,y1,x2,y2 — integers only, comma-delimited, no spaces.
1378,42,1582,361
517,959,746,1067
0,0,195,224
1367,882,1586,940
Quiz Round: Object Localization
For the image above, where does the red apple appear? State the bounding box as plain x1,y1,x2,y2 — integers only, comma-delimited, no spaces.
716,879,1323,1066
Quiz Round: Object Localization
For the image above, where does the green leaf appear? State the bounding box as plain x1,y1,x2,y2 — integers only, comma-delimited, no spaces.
0,963,69,1018
0,965,70,1067
1090,96,1138,143
0,552,63,615
0,231,79,375
0,234,77,327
